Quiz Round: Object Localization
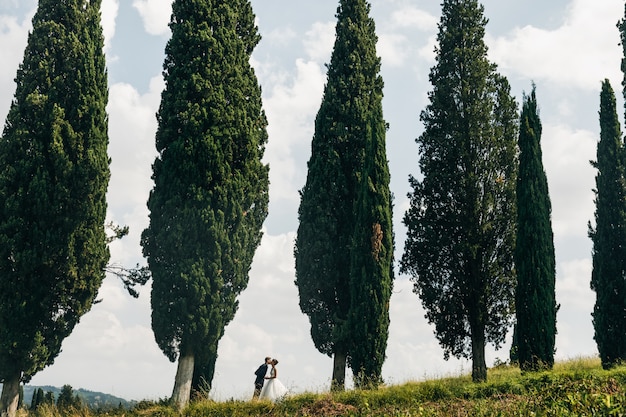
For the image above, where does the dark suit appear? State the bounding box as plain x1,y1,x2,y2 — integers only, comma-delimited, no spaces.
253,363,268,398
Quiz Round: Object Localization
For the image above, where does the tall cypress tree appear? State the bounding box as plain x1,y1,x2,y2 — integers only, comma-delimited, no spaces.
589,79,626,369
294,0,389,391
140,0,269,408
400,0,518,382
0,1,110,416
347,97,394,389
515,86,557,371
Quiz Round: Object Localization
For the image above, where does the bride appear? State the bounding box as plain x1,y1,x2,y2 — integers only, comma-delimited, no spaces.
259,358,288,401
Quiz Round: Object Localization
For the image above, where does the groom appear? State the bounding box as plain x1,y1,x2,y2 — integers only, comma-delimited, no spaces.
252,356,272,399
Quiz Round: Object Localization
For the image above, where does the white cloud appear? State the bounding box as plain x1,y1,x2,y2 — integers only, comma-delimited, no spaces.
390,6,438,31
417,34,437,63
542,123,596,240
263,26,297,48
554,258,597,358
132,0,172,36
262,59,326,205
376,4,438,68
303,21,335,63
488,0,622,91
101,0,119,52
557,258,594,313
106,77,162,266
378,33,410,68
0,13,31,124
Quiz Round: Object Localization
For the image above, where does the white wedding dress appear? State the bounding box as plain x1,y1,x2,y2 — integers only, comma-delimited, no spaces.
259,366,288,402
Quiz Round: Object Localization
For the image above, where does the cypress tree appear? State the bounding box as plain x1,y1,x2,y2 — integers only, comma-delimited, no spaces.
514,86,557,371
294,0,389,391
589,79,626,369
347,98,394,389
56,385,77,410
400,0,518,382
0,1,110,416
30,391,36,411
140,0,269,408
33,389,44,410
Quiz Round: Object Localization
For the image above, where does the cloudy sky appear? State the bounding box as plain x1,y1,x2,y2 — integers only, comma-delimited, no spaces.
0,0,621,402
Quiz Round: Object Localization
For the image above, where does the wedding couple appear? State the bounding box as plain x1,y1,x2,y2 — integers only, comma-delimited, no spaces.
253,356,288,401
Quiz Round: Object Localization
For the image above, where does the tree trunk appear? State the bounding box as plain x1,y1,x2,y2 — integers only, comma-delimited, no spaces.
471,329,487,382
0,372,20,417
171,351,194,410
330,348,347,391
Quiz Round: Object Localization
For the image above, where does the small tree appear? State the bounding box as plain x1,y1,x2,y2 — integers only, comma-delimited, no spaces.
514,85,557,371
30,388,44,410
56,385,80,410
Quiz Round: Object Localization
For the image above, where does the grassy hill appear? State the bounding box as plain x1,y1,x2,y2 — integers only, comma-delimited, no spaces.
16,357,626,416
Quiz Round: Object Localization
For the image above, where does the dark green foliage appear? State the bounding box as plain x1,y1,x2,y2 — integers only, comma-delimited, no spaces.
347,70,394,388
294,0,393,389
30,389,38,410
514,86,557,372
400,0,518,382
44,392,54,406
32,388,45,410
56,385,81,410
24,385,134,409
0,0,109,391
588,79,626,369
141,0,269,394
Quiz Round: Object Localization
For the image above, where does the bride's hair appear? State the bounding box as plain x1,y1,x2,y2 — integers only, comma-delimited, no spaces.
272,359,279,365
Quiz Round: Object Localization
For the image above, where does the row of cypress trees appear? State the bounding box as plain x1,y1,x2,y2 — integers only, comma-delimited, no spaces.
0,0,625,415
295,0,556,388
296,0,626,387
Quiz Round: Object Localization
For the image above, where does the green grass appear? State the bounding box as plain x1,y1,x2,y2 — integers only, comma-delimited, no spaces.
19,357,626,416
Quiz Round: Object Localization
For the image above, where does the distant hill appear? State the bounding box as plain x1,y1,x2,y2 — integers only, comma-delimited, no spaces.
22,385,136,409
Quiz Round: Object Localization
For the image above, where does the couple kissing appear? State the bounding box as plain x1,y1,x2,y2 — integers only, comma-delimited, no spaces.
253,356,287,401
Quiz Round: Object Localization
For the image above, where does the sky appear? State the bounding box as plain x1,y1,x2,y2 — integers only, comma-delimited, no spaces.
0,0,622,402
